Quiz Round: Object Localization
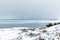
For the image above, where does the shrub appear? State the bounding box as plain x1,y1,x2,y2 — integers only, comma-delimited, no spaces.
46,22,60,28
57,22,60,24
22,29,28,32
46,23,53,27
42,30,47,33
39,39,44,40
39,36,45,40
54,22,60,25
54,23,57,25
28,33,34,37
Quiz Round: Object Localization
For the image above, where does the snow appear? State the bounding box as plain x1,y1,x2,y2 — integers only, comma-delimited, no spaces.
0,24,60,40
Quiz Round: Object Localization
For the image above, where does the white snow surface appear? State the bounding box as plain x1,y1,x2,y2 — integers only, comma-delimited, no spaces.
0,25,60,40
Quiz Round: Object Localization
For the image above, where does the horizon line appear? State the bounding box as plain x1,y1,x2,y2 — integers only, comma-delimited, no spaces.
0,19,58,20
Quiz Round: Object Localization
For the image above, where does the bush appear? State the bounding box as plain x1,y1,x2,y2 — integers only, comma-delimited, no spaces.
42,30,47,33
46,23,53,27
46,22,60,28
54,22,60,25
54,23,57,25
22,29,28,32
57,22,60,24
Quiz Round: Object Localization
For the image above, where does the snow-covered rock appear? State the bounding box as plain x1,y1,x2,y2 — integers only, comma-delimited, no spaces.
0,24,60,40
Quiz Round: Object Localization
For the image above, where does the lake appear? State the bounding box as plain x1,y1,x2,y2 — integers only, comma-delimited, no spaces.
0,20,59,28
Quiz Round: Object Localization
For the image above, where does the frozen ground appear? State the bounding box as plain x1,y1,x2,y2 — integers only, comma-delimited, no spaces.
0,25,60,40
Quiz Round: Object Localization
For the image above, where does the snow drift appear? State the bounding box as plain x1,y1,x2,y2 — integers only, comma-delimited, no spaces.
0,24,60,40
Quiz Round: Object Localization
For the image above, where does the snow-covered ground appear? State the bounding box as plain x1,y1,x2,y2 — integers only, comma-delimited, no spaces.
0,24,60,40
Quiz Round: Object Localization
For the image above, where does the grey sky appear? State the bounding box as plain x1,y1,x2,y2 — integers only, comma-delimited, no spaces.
0,0,60,20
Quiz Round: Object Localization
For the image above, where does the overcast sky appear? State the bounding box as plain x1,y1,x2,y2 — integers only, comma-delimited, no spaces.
0,0,60,20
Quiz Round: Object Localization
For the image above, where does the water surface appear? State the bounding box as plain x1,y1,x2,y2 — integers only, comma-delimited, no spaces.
0,20,58,28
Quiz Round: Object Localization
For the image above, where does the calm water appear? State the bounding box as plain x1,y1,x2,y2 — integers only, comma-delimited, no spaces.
0,23,47,28
0,20,57,28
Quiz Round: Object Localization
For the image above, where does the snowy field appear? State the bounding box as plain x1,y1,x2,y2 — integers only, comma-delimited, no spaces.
0,24,60,40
